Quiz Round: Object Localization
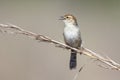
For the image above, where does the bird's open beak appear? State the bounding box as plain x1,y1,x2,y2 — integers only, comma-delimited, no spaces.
59,16,65,20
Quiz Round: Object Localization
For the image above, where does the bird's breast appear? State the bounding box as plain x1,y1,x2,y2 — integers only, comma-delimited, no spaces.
63,26,81,47
64,26,79,39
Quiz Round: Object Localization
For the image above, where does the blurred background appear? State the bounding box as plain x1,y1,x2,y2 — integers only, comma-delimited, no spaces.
0,0,120,80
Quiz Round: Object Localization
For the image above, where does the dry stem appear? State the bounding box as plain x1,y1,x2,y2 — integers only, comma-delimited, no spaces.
0,24,120,71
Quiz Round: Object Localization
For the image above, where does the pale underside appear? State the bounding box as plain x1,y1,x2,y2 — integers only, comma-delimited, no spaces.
63,24,82,48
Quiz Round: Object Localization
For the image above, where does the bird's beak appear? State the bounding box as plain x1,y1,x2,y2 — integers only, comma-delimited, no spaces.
59,16,65,20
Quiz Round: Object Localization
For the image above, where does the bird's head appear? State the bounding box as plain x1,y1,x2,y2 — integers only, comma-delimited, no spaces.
59,14,78,26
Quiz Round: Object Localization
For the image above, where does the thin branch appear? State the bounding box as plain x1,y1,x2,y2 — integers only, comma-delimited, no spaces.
73,65,85,80
0,24,120,71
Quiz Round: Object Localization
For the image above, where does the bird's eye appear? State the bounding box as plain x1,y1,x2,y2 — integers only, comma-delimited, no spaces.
66,16,69,18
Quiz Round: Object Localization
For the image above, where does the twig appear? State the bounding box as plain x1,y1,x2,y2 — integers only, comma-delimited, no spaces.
0,24,120,71
73,65,85,80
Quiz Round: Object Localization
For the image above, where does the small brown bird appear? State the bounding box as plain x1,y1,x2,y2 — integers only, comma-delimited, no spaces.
60,14,82,69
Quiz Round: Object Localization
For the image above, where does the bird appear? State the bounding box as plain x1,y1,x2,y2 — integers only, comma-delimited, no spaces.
59,14,82,69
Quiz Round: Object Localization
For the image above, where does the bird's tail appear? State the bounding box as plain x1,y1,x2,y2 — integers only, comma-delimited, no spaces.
69,49,77,69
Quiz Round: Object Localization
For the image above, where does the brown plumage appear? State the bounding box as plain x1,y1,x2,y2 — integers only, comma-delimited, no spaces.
63,14,78,25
